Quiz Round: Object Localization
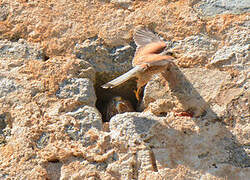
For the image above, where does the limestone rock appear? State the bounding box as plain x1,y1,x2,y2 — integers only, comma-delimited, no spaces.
0,0,249,179
74,37,134,73
209,44,249,69
171,35,218,67
0,39,45,60
141,67,231,117
0,77,20,98
194,0,250,16
0,113,11,146
56,78,97,107
0,3,9,21
109,112,250,179
111,0,132,9
65,106,103,143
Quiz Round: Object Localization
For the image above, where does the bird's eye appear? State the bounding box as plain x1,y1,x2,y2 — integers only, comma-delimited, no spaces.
166,52,174,56
166,51,178,58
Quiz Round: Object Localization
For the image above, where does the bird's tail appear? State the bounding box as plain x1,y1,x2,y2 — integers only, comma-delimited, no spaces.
101,66,143,89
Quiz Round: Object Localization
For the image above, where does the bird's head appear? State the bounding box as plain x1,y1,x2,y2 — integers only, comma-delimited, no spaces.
112,96,134,113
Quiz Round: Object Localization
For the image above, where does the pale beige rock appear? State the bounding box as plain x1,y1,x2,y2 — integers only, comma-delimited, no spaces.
0,0,249,179
141,67,231,117
0,39,44,60
56,78,97,107
109,112,250,179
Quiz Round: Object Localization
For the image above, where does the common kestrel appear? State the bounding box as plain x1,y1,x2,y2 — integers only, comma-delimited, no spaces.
102,28,175,100
105,96,134,121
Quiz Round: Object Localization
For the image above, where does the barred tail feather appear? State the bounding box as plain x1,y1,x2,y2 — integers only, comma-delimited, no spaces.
101,66,143,89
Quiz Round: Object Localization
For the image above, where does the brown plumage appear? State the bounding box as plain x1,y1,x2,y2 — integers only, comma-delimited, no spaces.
106,96,134,121
102,28,175,100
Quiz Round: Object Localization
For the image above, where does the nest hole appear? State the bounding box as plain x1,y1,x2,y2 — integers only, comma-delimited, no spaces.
95,73,142,122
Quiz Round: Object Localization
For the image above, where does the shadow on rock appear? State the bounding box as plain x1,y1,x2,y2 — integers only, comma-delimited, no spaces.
109,63,249,179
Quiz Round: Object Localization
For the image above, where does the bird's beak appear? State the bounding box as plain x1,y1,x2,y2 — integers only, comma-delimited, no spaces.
117,101,126,107
164,51,177,59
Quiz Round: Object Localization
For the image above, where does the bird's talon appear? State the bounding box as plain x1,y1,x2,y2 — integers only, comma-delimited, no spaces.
134,89,141,101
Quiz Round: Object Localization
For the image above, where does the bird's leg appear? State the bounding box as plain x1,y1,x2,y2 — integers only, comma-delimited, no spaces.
134,87,141,101
134,78,144,101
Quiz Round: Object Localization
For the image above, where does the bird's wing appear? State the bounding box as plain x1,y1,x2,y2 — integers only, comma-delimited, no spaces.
133,51,175,67
133,28,167,66
133,28,161,47
101,66,144,89
135,41,167,57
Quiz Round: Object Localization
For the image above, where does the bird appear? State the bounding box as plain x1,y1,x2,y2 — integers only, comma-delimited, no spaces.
105,96,134,121
101,28,176,100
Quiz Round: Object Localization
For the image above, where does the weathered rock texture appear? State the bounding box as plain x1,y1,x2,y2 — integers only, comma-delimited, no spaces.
0,0,249,179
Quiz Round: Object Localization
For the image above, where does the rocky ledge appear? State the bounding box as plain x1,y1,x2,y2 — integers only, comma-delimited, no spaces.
0,0,249,179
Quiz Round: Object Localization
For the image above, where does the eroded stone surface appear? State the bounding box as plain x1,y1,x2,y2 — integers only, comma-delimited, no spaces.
110,112,250,179
171,35,218,67
0,0,249,179
0,39,45,60
0,3,9,21
74,37,134,73
194,0,250,16
0,77,19,98
65,106,103,143
141,67,231,118
56,78,97,107
209,44,249,69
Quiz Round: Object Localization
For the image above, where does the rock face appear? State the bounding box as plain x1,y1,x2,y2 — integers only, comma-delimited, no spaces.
0,0,249,179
